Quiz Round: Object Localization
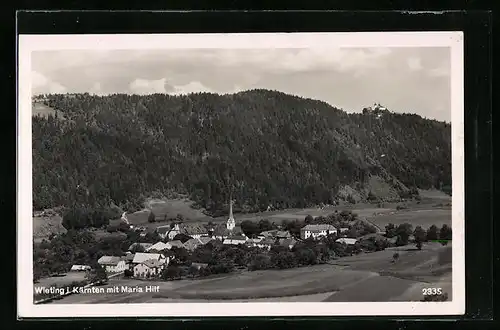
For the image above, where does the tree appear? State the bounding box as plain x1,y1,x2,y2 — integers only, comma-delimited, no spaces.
162,265,182,280
439,224,452,241
413,226,427,250
148,211,156,223
85,265,108,285
240,220,261,238
124,269,133,277
392,252,400,263
385,223,397,238
426,225,439,241
304,215,314,224
395,223,413,246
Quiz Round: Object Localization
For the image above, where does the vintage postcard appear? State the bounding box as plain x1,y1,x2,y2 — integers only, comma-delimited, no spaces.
17,32,464,317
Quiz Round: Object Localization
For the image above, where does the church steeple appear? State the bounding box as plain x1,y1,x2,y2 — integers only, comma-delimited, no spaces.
226,198,235,231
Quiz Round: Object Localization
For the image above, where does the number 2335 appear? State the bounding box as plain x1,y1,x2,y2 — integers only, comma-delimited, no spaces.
422,288,443,295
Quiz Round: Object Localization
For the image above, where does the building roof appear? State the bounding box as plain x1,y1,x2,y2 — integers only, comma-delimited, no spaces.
181,224,207,236
156,225,172,235
301,224,337,232
260,238,276,245
184,238,202,250
167,240,185,249
336,238,358,245
280,238,297,247
191,262,209,268
98,256,122,266
225,235,247,241
70,265,90,271
132,252,164,264
198,236,213,245
146,241,169,252
128,242,152,251
213,224,243,237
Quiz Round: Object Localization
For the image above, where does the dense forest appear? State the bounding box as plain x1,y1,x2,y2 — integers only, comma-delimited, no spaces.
32,90,451,215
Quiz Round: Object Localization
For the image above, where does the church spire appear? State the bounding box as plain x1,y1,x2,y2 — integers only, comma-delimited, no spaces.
226,196,235,231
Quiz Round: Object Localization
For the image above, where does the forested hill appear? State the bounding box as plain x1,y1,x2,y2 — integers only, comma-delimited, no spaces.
32,90,451,214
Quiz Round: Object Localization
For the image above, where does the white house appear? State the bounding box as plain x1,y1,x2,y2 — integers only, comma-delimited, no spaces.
223,235,248,246
132,252,167,266
133,259,164,278
97,256,127,273
300,224,337,240
70,265,91,272
335,237,358,245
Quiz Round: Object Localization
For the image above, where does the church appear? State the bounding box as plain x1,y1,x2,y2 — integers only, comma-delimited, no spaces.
212,199,248,242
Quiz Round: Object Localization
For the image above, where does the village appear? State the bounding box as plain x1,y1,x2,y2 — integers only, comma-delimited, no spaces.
60,200,442,285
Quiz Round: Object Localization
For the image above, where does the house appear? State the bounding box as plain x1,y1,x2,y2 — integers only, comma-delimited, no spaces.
184,238,202,251
260,230,291,239
300,224,337,240
97,256,128,273
190,262,209,270
181,224,207,239
335,237,358,245
132,252,167,266
70,265,91,272
339,227,349,234
156,225,177,240
146,241,169,252
133,259,164,278
249,237,274,250
165,240,185,250
128,243,153,252
223,235,248,245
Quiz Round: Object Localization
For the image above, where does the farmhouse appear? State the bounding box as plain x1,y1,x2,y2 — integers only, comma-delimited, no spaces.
146,241,169,252
156,225,178,240
336,237,358,245
128,242,152,252
133,259,164,278
132,252,167,266
300,224,337,240
181,224,207,239
97,256,127,273
248,237,274,250
223,235,248,245
184,238,202,251
70,265,91,272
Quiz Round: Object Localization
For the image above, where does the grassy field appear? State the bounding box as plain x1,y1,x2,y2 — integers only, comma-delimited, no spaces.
366,208,451,230
35,272,87,290
32,103,62,118
50,243,452,304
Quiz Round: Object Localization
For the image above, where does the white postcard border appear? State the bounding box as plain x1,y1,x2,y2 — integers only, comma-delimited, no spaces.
17,32,465,318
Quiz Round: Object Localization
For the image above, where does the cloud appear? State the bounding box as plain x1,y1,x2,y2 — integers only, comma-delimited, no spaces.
89,82,104,95
31,71,67,94
168,81,214,95
129,78,168,95
428,65,450,77
407,57,423,71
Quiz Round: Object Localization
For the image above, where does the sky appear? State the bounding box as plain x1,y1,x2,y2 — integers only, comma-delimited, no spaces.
31,47,451,122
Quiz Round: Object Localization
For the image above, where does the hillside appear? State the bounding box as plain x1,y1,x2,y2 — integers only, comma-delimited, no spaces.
32,90,451,215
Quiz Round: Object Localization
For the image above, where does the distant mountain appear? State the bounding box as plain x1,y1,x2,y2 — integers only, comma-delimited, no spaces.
32,89,451,214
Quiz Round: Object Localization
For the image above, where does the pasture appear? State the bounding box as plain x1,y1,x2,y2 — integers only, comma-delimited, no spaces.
32,103,62,118
366,208,451,230
51,243,452,304
34,271,87,289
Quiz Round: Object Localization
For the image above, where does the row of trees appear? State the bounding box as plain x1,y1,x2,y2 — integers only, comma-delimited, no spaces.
385,223,453,249
33,90,451,213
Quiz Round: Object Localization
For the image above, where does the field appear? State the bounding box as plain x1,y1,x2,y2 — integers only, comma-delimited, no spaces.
32,102,63,119
34,272,87,290
50,243,452,304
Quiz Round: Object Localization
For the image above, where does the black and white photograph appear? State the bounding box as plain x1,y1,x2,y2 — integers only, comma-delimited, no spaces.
17,32,465,317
